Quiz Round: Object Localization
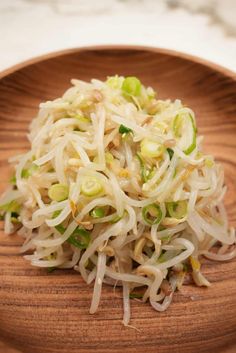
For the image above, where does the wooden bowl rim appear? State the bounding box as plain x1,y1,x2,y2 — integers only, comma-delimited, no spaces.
0,45,235,81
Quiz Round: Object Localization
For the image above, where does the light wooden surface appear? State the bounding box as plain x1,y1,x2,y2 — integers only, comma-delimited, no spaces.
0,46,235,353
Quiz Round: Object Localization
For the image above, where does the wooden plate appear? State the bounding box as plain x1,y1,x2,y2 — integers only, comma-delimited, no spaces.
0,46,235,353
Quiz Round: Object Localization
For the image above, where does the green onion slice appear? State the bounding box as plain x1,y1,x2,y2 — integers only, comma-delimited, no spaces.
142,203,162,225
81,177,103,197
166,200,188,219
55,224,65,234
141,138,164,158
136,153,155,183
48,184,69,202
172,113,196,155
67,227,91,249
122,76,142,96
10,164,39,185
52,210,65,234
22,163,39,179
136,153,148,182
90,207,105,219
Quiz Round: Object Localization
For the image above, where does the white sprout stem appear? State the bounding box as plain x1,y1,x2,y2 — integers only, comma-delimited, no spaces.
90,252,107,314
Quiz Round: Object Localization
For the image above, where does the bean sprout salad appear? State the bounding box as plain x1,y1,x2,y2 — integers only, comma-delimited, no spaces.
0,76,235,325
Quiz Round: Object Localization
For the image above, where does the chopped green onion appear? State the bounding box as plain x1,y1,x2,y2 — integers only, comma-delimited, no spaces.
90,207,105,219
21,164,39,179
106,75,123,89
173,113,196,155
166,200,187,219
48,183,69,202
55,224,65,234
21,169,30,179
141,138,164,158
51,210,65,234
173,115,182,138
142,203,162,225
136,153,155,182
81,177,103,197
173,167,178,178
52,210,61,218
122,77,142,96
67,227,91,249
0,200,21,213
10,164,39,184
136,153,148,182
119,124,133,135
129,293,143,299
167,148,174,160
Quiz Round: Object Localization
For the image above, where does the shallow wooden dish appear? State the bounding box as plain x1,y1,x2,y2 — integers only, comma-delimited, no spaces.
0,46,236,353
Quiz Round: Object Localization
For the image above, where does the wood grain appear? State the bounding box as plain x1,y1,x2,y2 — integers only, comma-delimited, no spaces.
0,46,235,353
